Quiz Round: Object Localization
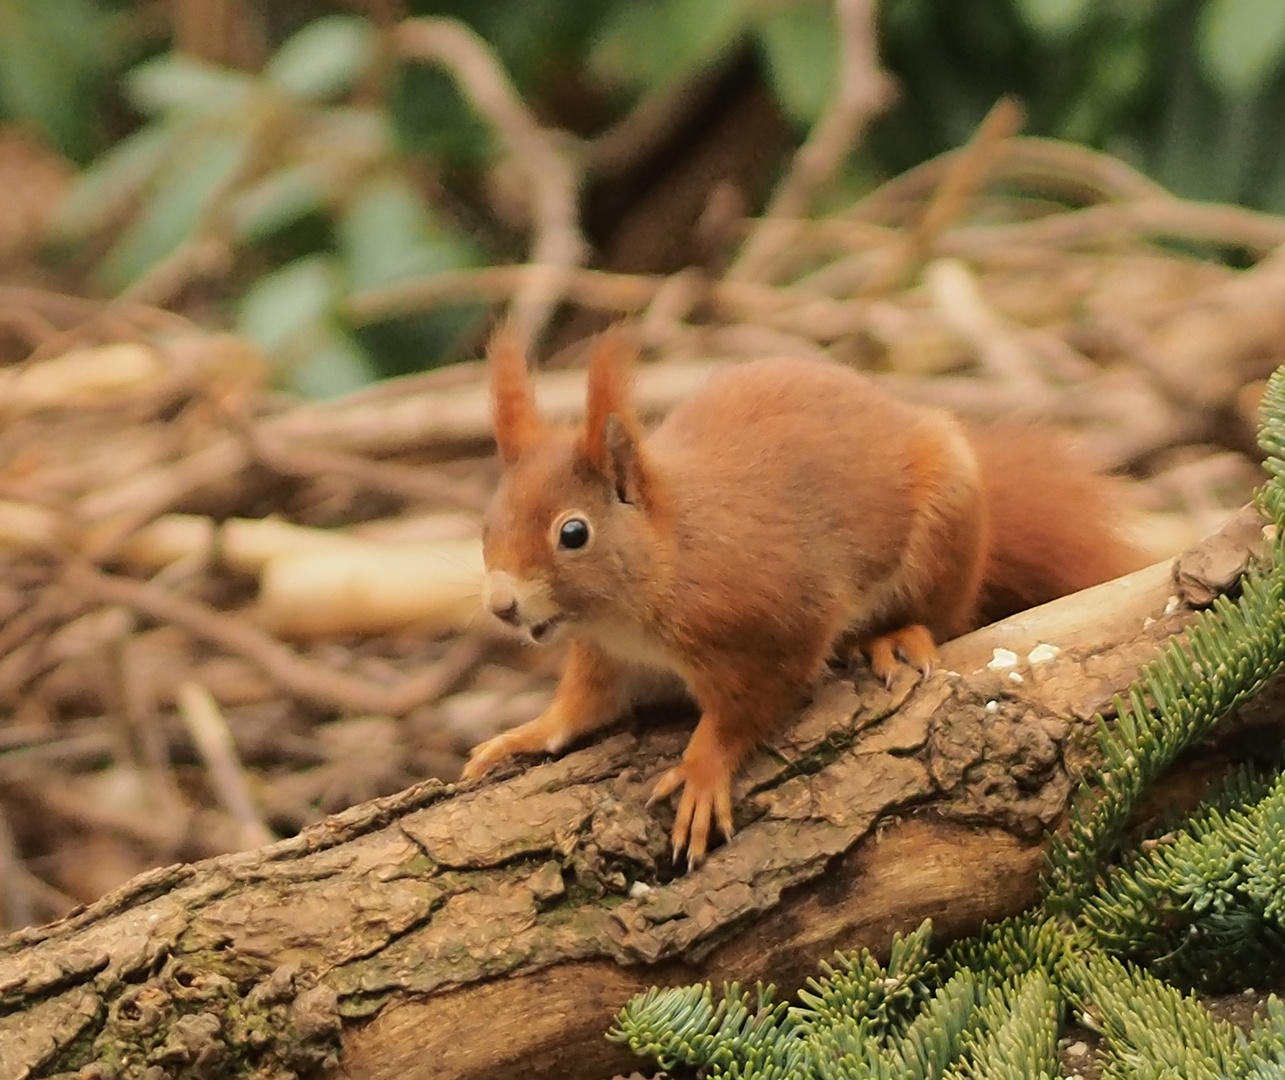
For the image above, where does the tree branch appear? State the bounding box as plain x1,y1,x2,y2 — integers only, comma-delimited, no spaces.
394,17,588,349
729,0,894,282
4,508,1275,1080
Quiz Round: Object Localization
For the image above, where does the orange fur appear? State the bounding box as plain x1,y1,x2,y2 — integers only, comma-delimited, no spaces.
465,335,1147,869
488,327,543,465
966,424,1145,627
581,329,637,473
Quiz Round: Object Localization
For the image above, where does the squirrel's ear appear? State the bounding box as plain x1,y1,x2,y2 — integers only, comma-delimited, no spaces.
583,330,653,505
488,327,542,465
582,328,637,473
602,412,649,506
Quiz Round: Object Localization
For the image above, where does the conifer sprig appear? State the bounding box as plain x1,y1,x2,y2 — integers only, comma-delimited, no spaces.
945,971,1060,1080
1042,366,1285,908
1076,764,1285,989
606,980,796,1076
793,920,936,1040
1257,365,1285,527
1067,954,1240,1080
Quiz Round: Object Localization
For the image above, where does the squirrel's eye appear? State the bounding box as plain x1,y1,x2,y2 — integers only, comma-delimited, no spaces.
558,518,590,550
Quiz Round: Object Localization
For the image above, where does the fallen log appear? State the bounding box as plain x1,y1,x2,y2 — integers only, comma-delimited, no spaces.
0,509,1273,1080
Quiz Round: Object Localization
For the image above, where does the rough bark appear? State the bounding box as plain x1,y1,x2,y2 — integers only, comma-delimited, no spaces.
0,510,1274,1080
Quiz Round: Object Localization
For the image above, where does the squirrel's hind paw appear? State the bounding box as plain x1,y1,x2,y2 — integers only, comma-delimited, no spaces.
649,760,735,870
859,624,938,688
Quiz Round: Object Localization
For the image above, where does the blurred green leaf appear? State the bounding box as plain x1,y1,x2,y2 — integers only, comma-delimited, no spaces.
53,123,175,241
1056,30,1150,144
94,125,252,292
288,328,378,399
1261,143,1285,215
391,64,495,168
125,54,256,117
338,172,484,371
1012,0,1093,41
337,172,478,292
883,0,932,37
239,256,376,397
0,0,114,157
265,14,376,103
1198,0,1285,98
755,0,839,124
1113,0,1167,30
228,162,332,244
590,0,750,90
237,253,340,353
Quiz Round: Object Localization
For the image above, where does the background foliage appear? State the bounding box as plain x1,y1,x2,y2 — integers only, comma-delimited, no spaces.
3,0,1285,394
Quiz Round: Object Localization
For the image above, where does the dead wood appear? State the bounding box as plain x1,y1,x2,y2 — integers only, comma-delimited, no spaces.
0,509,1277,1080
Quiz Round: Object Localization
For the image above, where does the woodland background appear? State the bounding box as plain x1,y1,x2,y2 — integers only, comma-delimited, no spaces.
6,0,1285,391
3,1,1285,1077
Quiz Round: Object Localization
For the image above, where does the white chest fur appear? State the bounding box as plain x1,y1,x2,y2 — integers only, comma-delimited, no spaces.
579,618,690,710
588,617,682,674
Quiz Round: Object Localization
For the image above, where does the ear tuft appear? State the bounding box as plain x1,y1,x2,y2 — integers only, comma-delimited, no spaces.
583,328,639,473
488,326,543,465
603,413,638,504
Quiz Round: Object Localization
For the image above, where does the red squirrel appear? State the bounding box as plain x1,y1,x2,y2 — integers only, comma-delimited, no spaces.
461,329,1145,867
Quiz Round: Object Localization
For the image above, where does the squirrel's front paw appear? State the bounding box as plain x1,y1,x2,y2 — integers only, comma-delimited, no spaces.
460,723,548,781
648,755,734,870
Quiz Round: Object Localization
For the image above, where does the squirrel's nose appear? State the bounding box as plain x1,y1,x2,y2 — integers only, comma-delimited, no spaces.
491,599,521,625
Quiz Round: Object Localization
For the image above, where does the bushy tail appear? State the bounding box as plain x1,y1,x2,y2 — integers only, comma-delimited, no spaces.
966,424,1148,628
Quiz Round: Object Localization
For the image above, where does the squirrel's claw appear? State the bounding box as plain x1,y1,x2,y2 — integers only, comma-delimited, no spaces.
461,724,549,781
461,705,583,782
460,735,515,781
860,624,939,688
650,761,734,870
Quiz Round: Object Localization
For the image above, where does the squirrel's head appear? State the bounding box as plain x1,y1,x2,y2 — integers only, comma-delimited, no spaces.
480,328,666,645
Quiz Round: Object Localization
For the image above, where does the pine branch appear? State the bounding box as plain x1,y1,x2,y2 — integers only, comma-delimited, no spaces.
941,913,1072,987
1067,954,1241,1080
606,980,797,1076
792,919,937,1041
1043,534,1285,911
884,971,983,1080
1045,364,1285,910
1075,764,1285,990
799,972,984,1080
1239,996,1285,1078
1245,767,1285,924
1256,365,1285,528
945,971,1061,1080
794,921,950,1080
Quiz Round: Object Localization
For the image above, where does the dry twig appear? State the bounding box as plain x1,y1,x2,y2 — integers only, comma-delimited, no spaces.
176,681,274,849
729,0,894,282
940,198,1285,258
249,429,490,513
853,136,1172,228
395,17,588,348
68,565,481,718
0,807,32,931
